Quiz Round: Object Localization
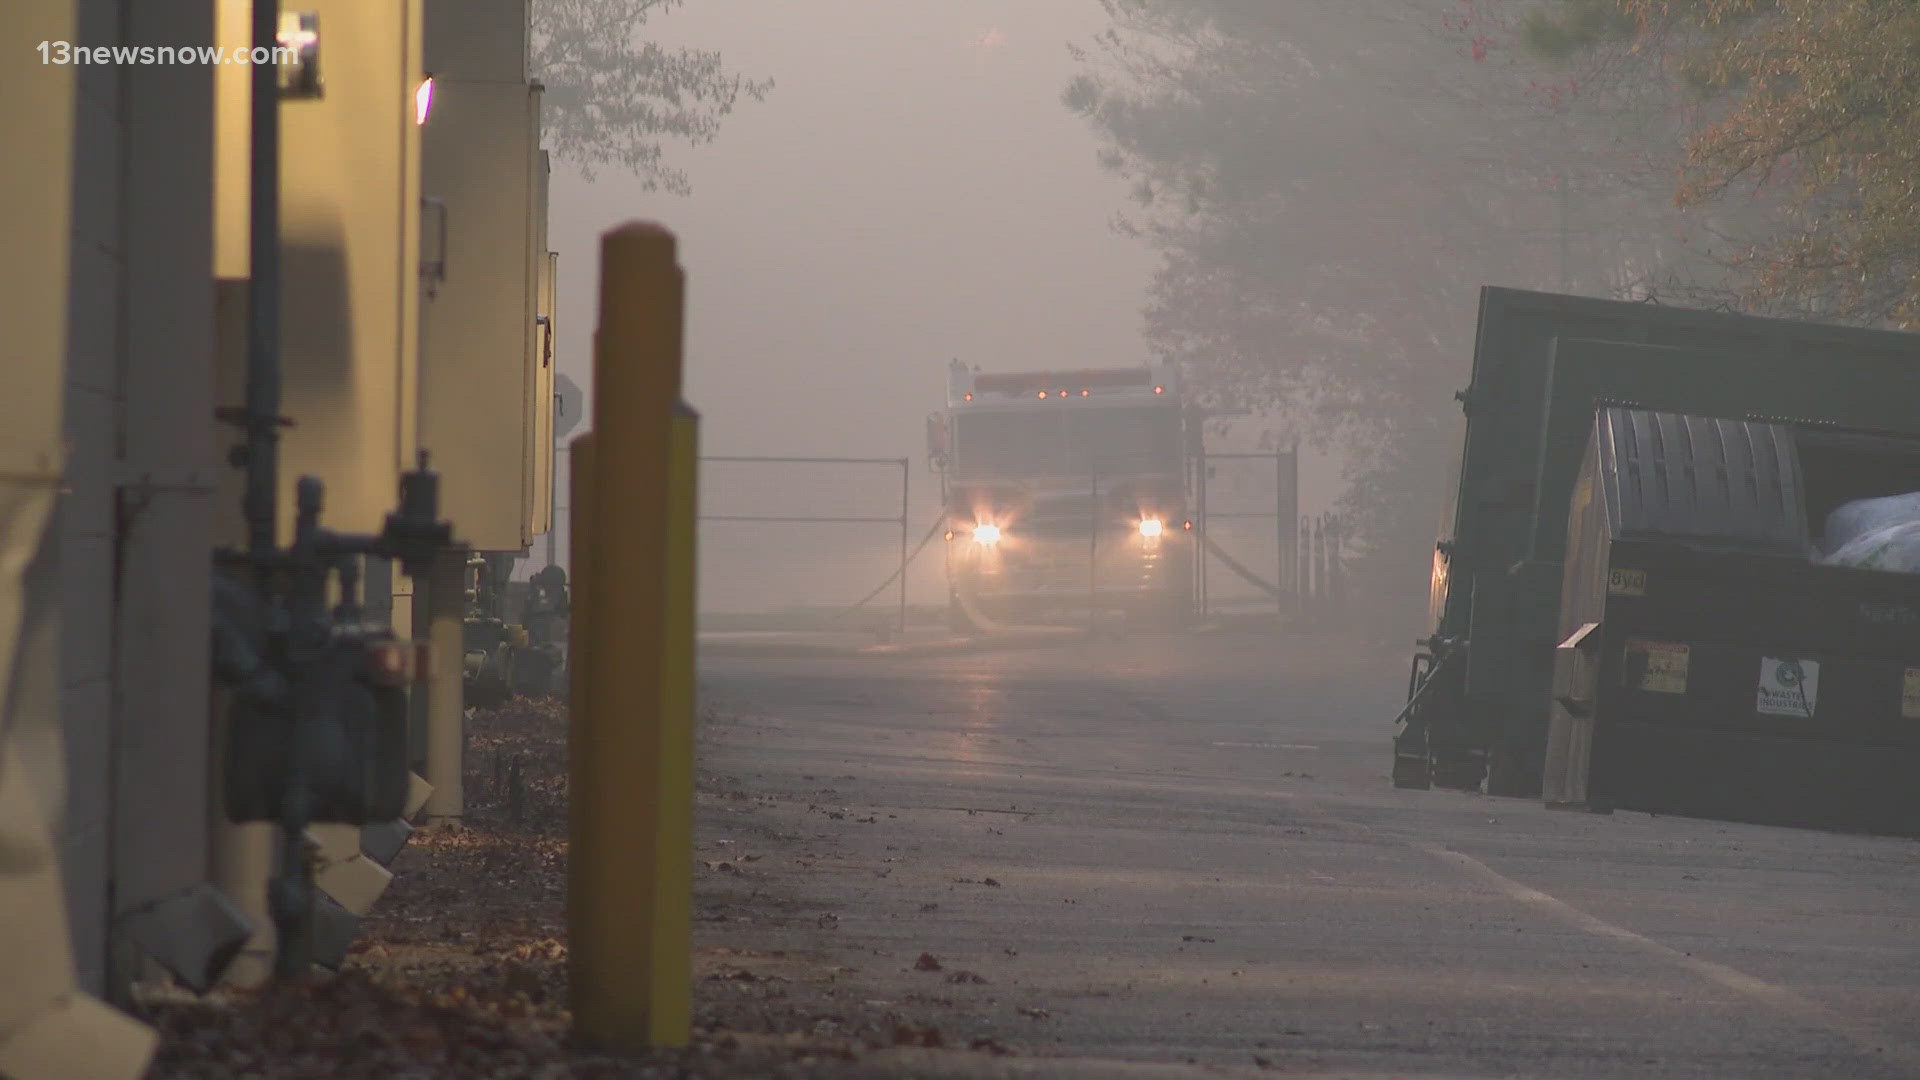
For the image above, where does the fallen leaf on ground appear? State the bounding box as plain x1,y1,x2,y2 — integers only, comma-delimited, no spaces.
893,1024,944,1048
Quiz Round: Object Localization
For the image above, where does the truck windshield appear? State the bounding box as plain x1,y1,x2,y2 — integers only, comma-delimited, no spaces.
952,405,1183,479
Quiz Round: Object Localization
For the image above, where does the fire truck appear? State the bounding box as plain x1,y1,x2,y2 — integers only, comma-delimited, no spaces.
928,359,1195,627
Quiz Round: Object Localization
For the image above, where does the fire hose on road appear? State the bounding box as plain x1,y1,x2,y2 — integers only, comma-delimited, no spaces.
834,514,945,620
736,505,1310,642
1201,532,1283,599
950,577,1086,638
833,515,1083,639
814,518,1296,634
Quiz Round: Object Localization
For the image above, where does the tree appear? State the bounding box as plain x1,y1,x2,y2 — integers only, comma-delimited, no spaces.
532,0,772,190
1067,1,1664,631
1528,0,1920,327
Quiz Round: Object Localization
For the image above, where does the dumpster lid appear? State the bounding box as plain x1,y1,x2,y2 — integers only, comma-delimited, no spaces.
1596,407,1808,555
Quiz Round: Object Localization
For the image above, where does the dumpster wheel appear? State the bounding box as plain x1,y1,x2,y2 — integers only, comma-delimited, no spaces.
1485,739,1544,799
1392,748,1432,790
1430,751,1487,793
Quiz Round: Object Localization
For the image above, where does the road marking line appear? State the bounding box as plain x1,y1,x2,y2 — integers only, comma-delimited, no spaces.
1209,741,1320,751
1416,841,1920,1070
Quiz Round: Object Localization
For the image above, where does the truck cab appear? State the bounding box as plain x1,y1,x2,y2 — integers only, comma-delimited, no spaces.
932,359,1194,627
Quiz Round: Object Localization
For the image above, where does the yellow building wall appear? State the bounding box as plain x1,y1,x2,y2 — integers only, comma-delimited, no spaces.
4,5,74,466
214,0,425,537
530,147,554,539
420,0,544,553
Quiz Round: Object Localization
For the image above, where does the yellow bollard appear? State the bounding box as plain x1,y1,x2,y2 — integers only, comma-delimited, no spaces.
648,401,698,1041
560,426,591,991
567,433,594,731
568,223,693,1050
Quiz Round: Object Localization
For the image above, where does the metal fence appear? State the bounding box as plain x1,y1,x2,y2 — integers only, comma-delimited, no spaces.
1299,513,1345,611
699,456,911,632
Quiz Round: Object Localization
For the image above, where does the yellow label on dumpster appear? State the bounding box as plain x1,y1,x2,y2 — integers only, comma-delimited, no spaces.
1608,568,1647,597
1904,669,1920,719
1624,639,1688,694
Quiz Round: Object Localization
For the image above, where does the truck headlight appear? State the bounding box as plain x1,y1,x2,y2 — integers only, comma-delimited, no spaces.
1138,518,1164,538
973,523,1002,546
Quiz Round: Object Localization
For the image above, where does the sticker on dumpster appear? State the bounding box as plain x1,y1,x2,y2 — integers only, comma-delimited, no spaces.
1756,657,1819,719
1623,639,1688,694
1903,669,1920,719
1608,568,1647,597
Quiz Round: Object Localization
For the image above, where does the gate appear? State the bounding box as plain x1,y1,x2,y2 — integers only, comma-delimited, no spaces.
1192,444,1300,617
699,456,913,633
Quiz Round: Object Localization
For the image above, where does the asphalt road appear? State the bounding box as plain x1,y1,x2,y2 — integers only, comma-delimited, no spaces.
692,628,1920,1079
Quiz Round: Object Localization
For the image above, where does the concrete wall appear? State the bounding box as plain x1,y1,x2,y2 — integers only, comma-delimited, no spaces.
2,0,84,1035
60,0,218,997
111,0,219,993
61,0,129,997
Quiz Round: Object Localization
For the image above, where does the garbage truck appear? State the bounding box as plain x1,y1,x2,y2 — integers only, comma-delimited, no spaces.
1396,287,1920,797
929,359,1195,627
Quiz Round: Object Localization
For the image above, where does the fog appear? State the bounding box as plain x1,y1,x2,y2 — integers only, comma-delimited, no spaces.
531,1,1759,627
540,0,1346,615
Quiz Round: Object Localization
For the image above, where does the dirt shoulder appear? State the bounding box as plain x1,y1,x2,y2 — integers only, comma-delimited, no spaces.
139,700,1065,1079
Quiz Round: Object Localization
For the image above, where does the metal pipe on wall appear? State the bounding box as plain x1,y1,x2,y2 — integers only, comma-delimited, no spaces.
207,0,289,994
243,0,282,566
